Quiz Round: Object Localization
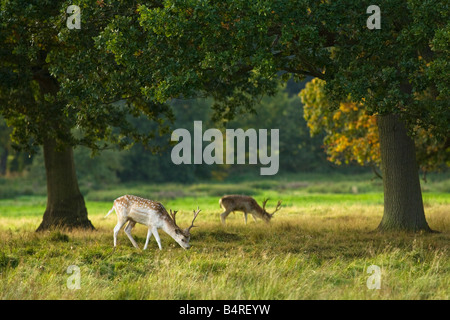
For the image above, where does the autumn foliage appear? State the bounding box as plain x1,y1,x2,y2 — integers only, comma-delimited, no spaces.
300,78,448,174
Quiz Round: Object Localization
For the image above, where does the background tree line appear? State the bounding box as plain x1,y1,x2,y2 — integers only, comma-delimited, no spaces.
3,77,446,190
1,80,349,186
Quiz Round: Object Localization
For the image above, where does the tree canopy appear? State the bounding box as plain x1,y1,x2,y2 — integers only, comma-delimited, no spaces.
2,0,447,151
98,0,448,135
0,0,173,154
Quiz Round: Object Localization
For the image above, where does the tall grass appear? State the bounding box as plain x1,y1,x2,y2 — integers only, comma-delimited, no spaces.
0,192,448,300
0,173,448,299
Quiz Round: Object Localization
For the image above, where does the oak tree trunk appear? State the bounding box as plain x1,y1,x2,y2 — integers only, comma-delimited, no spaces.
376,114,432,232
36,138,94,231
33,70,94,231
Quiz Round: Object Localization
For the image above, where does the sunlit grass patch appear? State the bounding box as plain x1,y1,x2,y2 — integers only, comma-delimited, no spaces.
0,176,448,300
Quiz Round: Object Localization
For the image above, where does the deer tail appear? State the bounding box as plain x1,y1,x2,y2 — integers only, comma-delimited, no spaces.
104,206,115,218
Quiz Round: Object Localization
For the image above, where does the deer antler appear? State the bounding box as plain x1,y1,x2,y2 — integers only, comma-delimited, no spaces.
186,206,201,234
262,198,269,211
169,209,178,226
271,200,282,216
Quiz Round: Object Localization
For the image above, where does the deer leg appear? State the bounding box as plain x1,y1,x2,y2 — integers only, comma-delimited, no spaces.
152,227,162,250
220,209,232,225
243,211,248,224
124,221,139,249
143,227,153,250
113,218,128,248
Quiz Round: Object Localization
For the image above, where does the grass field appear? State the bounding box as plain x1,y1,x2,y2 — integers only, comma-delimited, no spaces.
0,173,449,299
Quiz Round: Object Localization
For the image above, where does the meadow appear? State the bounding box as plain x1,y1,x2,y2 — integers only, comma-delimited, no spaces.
0,173,449,300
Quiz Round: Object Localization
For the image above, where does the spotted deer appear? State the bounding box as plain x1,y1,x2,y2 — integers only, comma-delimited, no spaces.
219,195,281,225
105,195,200,250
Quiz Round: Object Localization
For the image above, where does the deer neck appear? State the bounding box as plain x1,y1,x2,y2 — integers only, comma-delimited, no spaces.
161,218,175,234
256,207,272,221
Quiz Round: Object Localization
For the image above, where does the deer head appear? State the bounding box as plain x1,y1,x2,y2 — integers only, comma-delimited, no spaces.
262,198,282,218
169,207,201,249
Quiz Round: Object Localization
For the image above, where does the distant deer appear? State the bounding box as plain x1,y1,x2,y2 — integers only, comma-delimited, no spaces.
105,195,200,250
219,195,281,225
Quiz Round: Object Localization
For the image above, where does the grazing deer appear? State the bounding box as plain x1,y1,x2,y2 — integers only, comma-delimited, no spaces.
219,195,281,225
105,195,200,250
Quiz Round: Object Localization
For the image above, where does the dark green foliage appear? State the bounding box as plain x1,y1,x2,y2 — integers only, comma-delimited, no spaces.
0,0,174,154
0,253,19,271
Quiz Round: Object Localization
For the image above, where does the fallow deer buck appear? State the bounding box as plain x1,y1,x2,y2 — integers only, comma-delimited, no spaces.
219,195,282,225
105,195,200,250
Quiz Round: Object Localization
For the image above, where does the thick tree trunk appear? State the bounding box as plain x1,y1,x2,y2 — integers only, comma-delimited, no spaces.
36,138,94,231
376,114,432,232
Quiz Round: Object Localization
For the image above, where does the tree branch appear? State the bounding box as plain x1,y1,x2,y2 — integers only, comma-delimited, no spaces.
371,165,383,180
281,66,325,79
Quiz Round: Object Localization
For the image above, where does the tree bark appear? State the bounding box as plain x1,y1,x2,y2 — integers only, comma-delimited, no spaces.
32,68,94,231
376,114,432,232
36,138,94,231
